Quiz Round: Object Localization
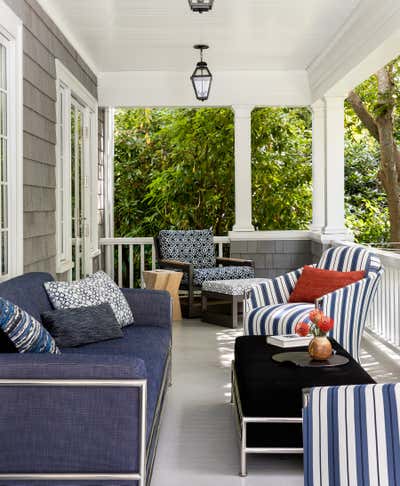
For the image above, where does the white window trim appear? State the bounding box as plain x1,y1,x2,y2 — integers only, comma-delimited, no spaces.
55,60,99,275
0,1,23,279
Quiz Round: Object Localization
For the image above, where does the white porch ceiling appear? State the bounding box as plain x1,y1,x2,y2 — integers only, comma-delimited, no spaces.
38,0,360,73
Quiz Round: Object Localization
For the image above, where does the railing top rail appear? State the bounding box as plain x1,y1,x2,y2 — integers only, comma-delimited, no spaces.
100,236,230,246
332,239,400,268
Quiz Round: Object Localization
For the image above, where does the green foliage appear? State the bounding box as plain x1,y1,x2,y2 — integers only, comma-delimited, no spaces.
344,73,391,244
251,107,312,230
114,106,312,237
344,135,389,243
114,108,234,236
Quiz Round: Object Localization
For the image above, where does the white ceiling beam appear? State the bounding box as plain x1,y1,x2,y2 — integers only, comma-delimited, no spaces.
98,70,311,107
308,0,400,101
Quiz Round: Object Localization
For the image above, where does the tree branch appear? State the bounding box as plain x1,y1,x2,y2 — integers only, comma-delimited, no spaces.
346,90,380,142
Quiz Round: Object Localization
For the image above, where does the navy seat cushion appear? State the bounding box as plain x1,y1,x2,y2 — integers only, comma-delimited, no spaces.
63,324,171,440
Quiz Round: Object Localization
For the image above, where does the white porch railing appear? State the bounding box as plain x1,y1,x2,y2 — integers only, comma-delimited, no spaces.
332,240,400,350
99,236,230,288
365,248,400,349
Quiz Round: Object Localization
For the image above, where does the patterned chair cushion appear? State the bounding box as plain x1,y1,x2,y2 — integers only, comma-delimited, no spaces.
303,384,399,486
244,302,314,335
193,265,255,287
158,229,216,268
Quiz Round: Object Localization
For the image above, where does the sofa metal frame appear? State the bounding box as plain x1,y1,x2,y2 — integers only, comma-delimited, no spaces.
0,346,172,486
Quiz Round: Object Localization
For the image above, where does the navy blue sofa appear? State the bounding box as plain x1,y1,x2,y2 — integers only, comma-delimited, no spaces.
0,272,172,486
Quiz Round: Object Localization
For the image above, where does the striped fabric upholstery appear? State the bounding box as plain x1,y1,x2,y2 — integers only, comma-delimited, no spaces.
317,245,378,276
244,245,383,361
246,267,303,310
303,384,400,486
245,302,314,335
0,298,60,354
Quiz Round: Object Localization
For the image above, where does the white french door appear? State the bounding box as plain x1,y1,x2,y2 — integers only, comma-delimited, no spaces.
56,61,98,280
70,99,91,279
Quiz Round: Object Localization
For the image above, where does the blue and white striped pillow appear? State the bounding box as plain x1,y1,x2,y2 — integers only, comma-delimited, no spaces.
0,298,60,354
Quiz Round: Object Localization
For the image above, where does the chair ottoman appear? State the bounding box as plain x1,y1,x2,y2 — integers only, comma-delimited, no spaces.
201,278,267,328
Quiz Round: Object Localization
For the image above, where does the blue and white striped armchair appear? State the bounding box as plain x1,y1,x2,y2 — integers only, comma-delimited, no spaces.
303,384,400,486
244,245,383,361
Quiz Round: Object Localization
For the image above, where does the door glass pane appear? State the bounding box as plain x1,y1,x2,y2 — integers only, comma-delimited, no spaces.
0,41,7,276
0,44,6,90
2,231,8,275
0,92,6,136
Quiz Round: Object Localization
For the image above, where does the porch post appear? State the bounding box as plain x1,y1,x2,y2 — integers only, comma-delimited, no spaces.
323,96,352,240
310,100,326,232
104,107,115,276
232,105,255,232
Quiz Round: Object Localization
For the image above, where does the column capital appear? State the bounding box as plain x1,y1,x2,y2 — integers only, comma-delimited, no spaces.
311,99,325,114
232,105,254,119
323,95,345,109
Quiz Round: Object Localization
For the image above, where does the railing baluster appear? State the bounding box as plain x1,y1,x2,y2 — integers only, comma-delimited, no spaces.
118,244,123,287
129,245,134,288
151,244,156,270
140,244,145,287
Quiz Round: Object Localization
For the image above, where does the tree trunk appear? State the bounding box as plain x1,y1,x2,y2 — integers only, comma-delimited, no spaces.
347,65,400,243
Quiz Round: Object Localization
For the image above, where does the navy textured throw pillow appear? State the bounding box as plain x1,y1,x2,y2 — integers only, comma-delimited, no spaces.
0,298,60,354
41,303,123,348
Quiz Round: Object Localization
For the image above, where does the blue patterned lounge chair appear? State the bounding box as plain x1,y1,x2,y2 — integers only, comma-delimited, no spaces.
155,229,255,317
303,384,400,486
244,245,383,361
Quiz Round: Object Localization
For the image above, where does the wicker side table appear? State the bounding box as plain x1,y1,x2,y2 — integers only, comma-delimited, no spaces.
143,269,183,321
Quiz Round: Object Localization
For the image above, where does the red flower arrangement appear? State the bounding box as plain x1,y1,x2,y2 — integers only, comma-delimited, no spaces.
295,309,334,338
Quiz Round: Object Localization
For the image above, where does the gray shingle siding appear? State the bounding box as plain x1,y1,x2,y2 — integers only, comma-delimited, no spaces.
5,0,98,275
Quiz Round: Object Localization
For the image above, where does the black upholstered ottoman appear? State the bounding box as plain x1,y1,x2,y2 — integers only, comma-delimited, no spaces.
232,336,375,476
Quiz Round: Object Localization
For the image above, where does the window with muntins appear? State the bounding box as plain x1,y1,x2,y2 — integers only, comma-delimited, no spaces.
0,14,22,279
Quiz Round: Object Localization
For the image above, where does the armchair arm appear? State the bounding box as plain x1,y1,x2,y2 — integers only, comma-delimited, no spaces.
158,258,192,272
317,271,383,361
122,288,172,330
216,256,254,267
246,267,303,311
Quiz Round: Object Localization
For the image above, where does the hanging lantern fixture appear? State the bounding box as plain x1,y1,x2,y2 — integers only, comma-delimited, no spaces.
190,45,212,102
188,0,214,13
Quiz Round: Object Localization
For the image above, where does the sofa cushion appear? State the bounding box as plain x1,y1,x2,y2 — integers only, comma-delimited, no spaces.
0,272,55,321
193,265,255,286
0,298,60,354
44,271,134,328
158,229,216,268
63,324,171,439
41,303,123,348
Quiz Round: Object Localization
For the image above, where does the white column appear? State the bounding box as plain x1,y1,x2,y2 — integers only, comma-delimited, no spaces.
323,96,352,240
104,107,115,276
310,100,326,232
232,105,255,232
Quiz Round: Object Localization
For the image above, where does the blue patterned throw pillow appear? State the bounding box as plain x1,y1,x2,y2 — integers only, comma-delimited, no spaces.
0,298,60,354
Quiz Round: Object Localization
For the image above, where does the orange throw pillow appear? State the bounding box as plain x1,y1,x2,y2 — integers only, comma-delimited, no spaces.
288,266,365,303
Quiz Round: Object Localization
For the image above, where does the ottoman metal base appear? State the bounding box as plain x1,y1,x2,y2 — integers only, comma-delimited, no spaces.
231,361,303,477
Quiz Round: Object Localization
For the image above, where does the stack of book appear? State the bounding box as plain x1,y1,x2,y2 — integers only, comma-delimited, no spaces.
267,334,313,348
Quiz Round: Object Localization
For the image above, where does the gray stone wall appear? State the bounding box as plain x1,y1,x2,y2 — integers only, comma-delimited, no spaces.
5,0,97,275
230,239,318,278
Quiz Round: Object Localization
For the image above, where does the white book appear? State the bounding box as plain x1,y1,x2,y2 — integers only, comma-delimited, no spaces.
267,334,313,348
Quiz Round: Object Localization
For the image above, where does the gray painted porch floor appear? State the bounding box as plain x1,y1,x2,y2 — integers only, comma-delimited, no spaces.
151,319,400,486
